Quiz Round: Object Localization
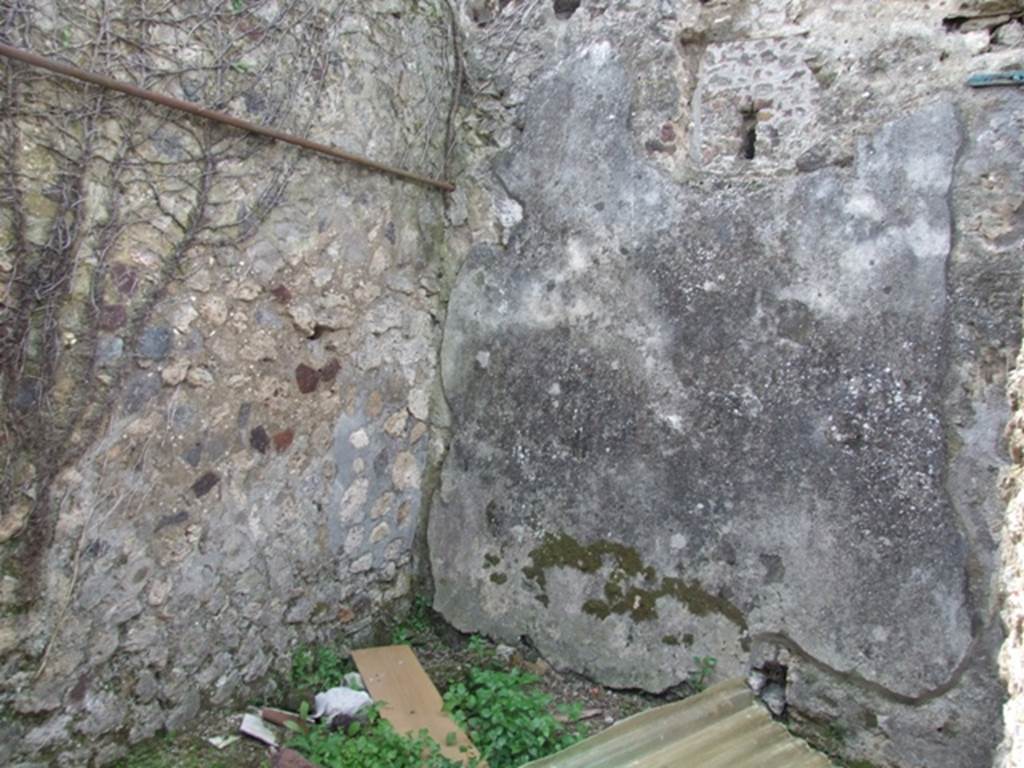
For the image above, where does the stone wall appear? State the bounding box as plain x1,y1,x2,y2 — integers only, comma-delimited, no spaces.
0,1,456,765
3,1,1023,767
431,2,1024,767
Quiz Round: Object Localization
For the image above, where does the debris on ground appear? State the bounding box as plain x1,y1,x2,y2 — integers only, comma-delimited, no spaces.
207,735,240,749
311,686,372,723
260,707,311,731
239,712,279,747
119,624,676,767
554,707,602,724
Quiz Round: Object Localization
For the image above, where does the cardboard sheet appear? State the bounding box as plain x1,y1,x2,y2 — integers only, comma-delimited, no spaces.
352,644,481,765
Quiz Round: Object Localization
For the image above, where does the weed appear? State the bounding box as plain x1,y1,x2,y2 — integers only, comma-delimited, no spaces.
287,706,468,768
824,720,847,747
290,645,354,691
391,625,414,645
688,655,717,692
466,634,496,664
389,595,435,646
443,666,585,768
408,595,432,632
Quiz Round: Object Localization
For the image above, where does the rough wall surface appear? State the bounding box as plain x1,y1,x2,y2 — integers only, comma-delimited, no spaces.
0,2,455,765
3,1,1022,767
431,2,1024,767
1001,341,1024,768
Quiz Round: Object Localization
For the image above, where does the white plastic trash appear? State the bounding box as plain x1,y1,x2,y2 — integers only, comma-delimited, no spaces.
343,671,366,691
312,686,372,721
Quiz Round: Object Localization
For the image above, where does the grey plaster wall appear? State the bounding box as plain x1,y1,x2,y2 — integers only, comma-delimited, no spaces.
431,2,1024,767
0,2,456,765
1002,329,1024,768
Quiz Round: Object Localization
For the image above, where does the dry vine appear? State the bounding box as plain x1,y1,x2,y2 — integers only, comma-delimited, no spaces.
0,0,367,607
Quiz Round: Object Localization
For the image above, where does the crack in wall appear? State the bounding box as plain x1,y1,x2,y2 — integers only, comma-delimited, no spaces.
751,620,998,708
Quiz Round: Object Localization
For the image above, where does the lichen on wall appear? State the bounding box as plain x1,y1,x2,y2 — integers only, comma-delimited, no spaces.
0,1,458,764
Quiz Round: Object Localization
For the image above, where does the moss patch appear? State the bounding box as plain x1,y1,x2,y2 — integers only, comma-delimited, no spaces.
659,577,747,627
522,533,654,592
522,532,747,628
584,585,660,622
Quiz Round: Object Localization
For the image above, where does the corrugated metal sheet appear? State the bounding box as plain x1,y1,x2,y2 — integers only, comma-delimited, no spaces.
521,678,835,768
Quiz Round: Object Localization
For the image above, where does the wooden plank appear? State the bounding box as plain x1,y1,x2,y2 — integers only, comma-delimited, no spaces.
351,644,481,765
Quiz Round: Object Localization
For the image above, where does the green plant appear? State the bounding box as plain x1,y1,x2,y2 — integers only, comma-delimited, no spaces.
824,720,847,747
408,595,432,631
290,645,354,691
390,595,434,646
443,666,585,768
688,655,717,692
466,634,496,664
391,625,413,645
287,707,470,768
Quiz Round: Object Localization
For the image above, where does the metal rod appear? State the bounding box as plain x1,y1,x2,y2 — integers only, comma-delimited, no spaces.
966,71,1024,88
0,42,455,192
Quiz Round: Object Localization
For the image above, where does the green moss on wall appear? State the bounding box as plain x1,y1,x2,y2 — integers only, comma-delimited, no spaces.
522,532,655,590
521,531,747,628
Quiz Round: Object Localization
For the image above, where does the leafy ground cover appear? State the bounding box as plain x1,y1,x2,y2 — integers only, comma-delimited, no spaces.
116,598,674,768
443,664,585,768
286,707,466,768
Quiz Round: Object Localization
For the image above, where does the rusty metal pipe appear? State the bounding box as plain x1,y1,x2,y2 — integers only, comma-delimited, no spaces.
0,42,455,192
